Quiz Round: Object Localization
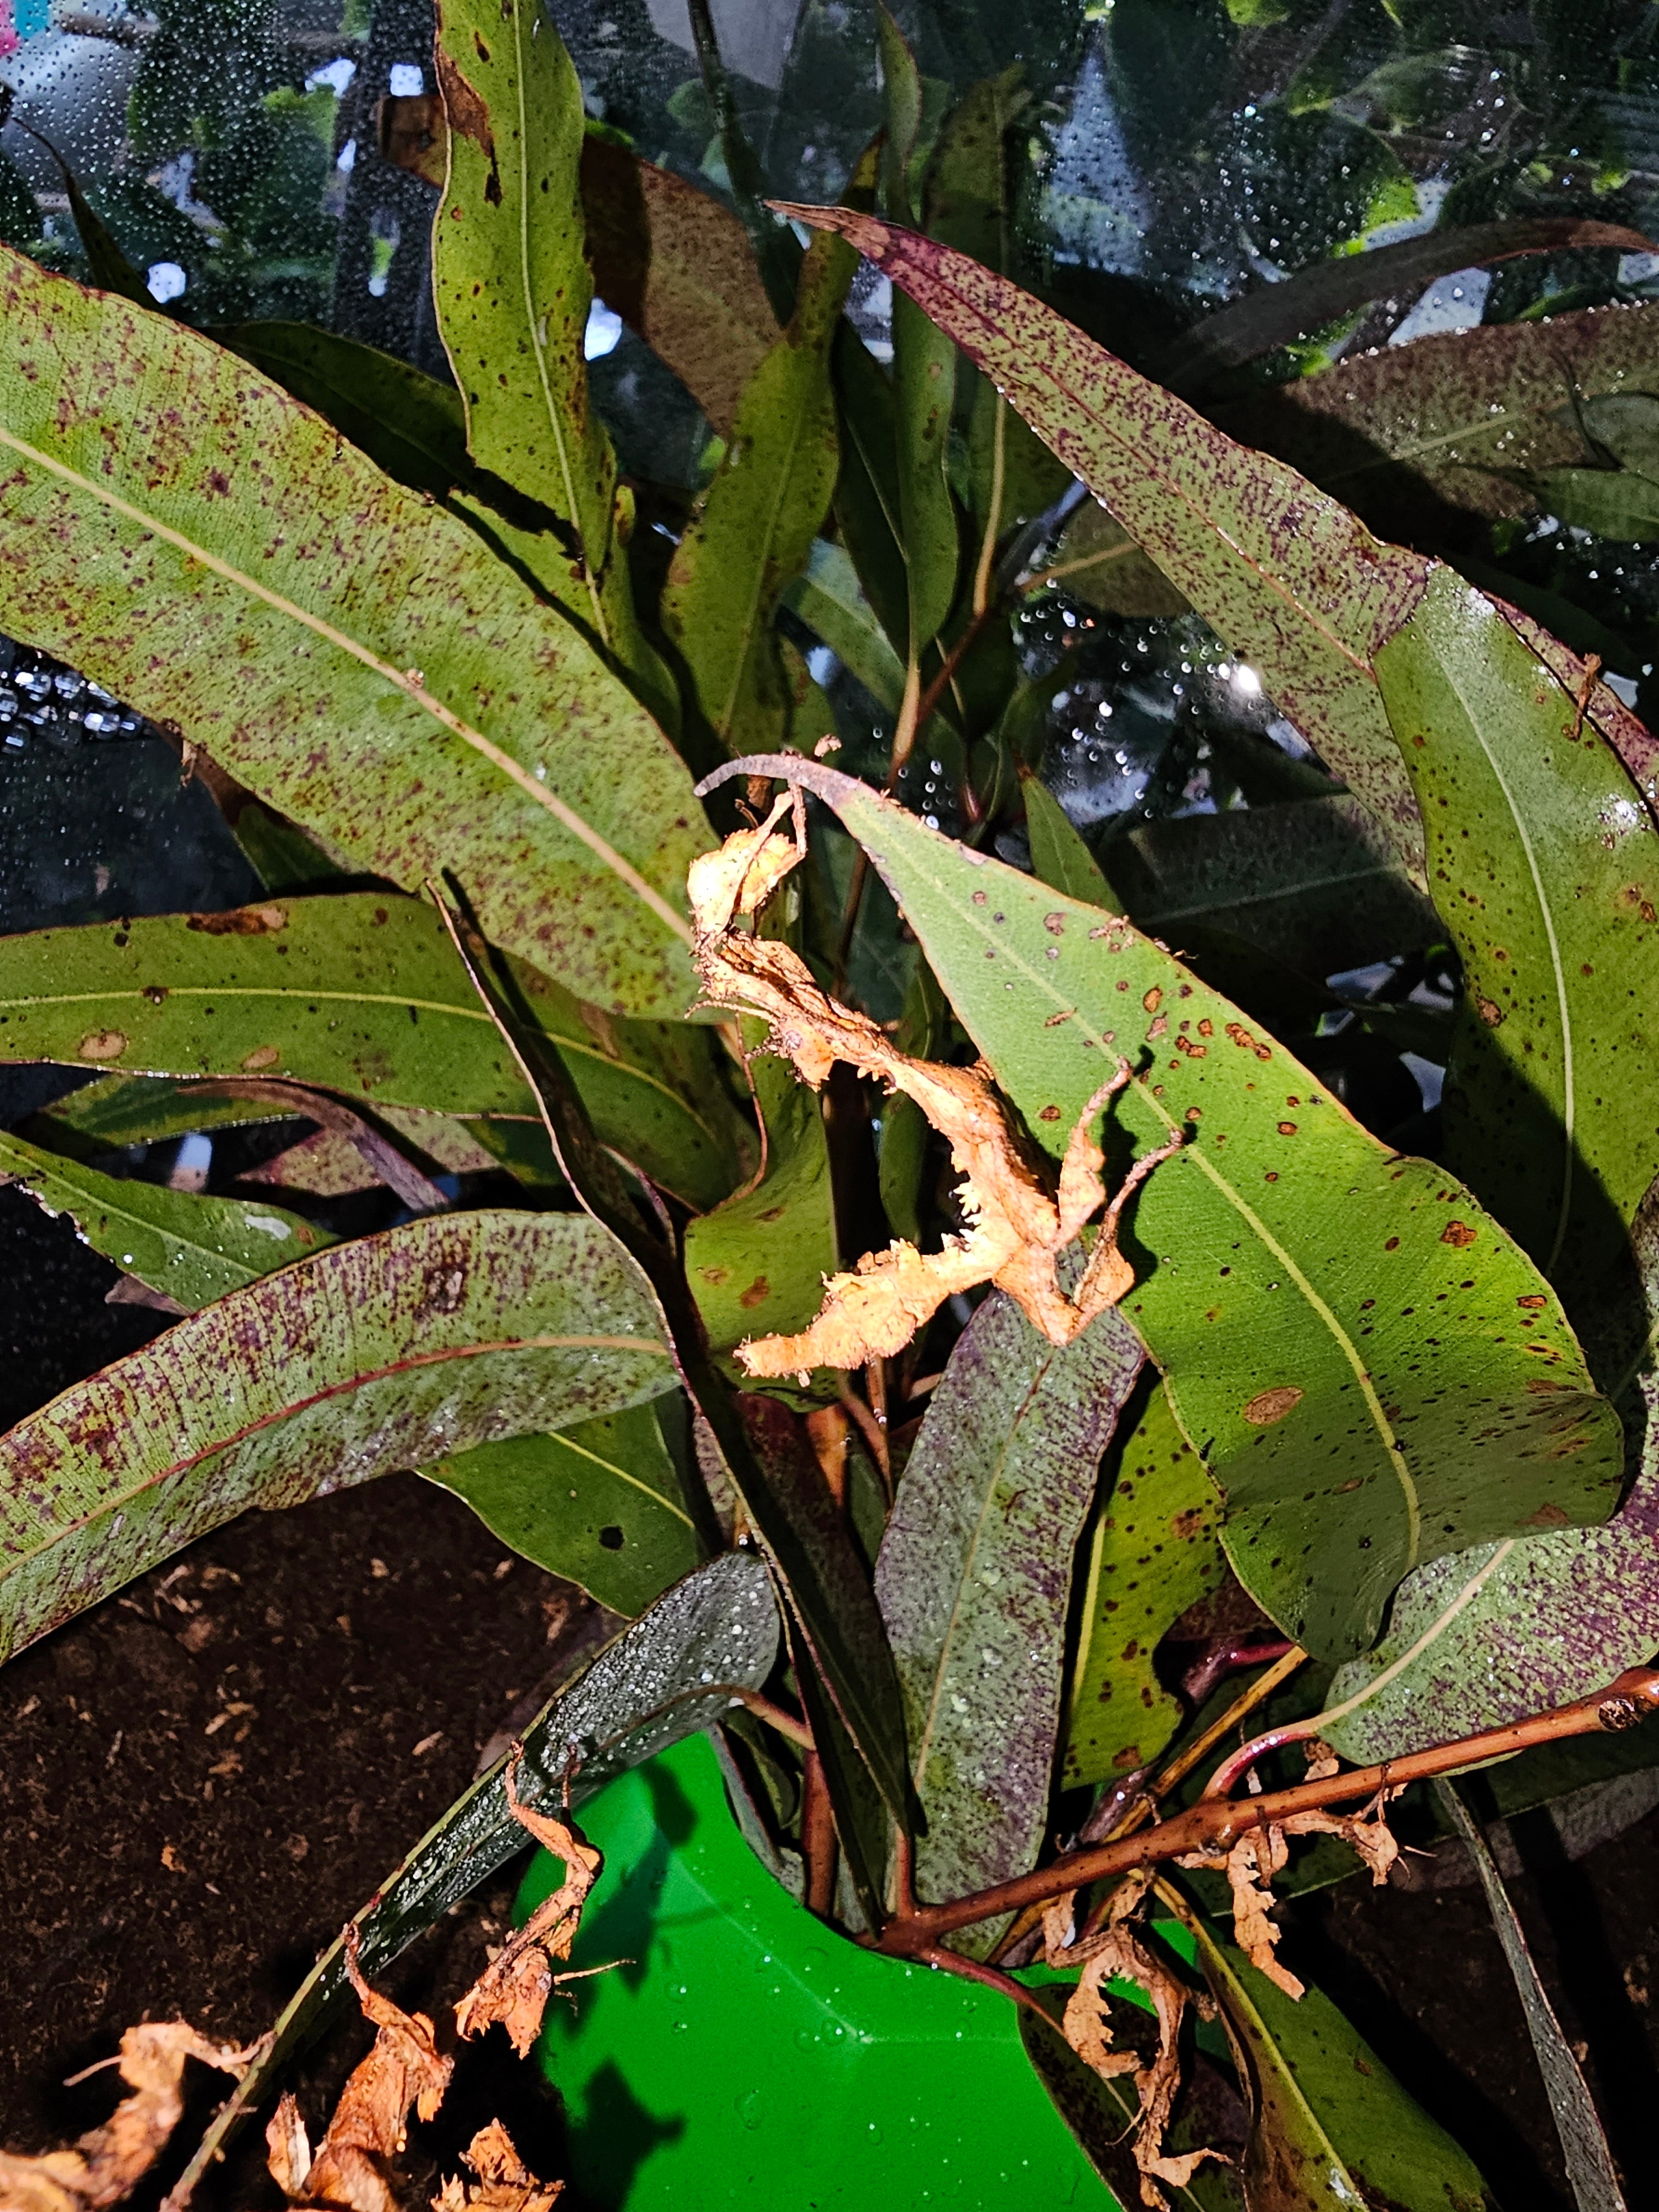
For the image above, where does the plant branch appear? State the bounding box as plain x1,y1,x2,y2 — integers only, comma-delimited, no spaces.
874,1666,1659,1957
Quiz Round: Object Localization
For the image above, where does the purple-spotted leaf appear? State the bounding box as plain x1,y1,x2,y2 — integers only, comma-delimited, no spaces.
0,1210,674,1663
771,204,1432,875
1323,1384,1659,1765
0,246,707,1019
702,755,1623,1660
873,1284,1145,1954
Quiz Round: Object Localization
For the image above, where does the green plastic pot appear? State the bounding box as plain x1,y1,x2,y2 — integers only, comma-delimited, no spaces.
515,1730,1114,2209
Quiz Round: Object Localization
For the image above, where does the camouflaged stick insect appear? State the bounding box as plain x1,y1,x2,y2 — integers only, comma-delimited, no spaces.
687,790,1186,1379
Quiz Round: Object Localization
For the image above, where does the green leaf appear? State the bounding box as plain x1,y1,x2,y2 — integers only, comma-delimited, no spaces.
1185,1907,1498,2211
1062,1379,1227,1791
831,324,913,659
431,0,675,726
783,539,906,714
662,229,854,758
1216,299,1659,549
1432,1784,1623,2212
423,1401,703,1618
705,755,1624,1660
1040,499,1192,620
437,902,914,1827
1323,1385,1659,1764
874,1286,1145,1954
684,1038,837,1359
578,133,776,441
1022,774,1121,912
1109,795,1440,980
1580,393,1659,478
0,1129,333,1310
0,1210,674,1663
170,1550,780,2199
1375,572,1659,1307
0,247,707,1019
215,321,474,503
1525,465,1659,541
776,206,1431,876
1168,218,1652,394
0,893,745,1212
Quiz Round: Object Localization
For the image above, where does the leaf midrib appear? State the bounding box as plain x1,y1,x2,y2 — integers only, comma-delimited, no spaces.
0,423,691,948
3,1331,674,1574
539,1422,695,1529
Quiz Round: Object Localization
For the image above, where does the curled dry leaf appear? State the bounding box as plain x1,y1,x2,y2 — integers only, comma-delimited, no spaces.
688,801,1182,1376
430,2124,561,2212
1042,1869,1227,2211
267,1930,452,2212
0,2024,253,2212
1181,1797,1401,2000
453,1748,603,2058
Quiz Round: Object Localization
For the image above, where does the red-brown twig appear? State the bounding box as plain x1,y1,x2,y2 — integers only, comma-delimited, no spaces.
873,1666,1659,1958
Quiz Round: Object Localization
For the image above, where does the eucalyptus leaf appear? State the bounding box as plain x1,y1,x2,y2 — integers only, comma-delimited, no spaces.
1063,1379,1227,1792
1022,773,1121,912
171,1551,780,2197
1323,1385,1659,1765
777,207,1431,877
783,539,906,714
1186,1907,1499,2210
0,1130,332,1311
431,0,675,723
0,246,707,1019
423,1400,703,1619
706,755,1624,1660
874,1286,1144,1953
1375,572,1659,1309
0,893,746,1211
662,227,854,758
1524,465,1659,542
0,1211,675,1662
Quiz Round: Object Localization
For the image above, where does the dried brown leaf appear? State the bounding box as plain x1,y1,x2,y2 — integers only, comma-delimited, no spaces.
1043,1871,1227,2211
1181,1796,1400,2000
268,1932,452,2212
453,1749,603,2059
430,2125,561,2212
0,2024,251,2212
688,804,1181,1375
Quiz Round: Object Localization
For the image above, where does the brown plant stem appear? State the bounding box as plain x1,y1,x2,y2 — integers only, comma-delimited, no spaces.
874,1666,1659,1958
801,1750,838,1916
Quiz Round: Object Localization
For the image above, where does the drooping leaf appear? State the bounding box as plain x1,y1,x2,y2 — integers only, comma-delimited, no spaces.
0,1210,675,1662
422,1400,703,1618
431,0,675,724
684,1037,838,1360
1217,298,1659,550
705,756,1624,1660
1323,1384,1659,1764
782,539,907,713
0,247,707,1019
171,1551,780,2199
0,894,745,1211
775,206,1432,876
1167,217,1653,394
1185,1906,1499,2210
435,900,914,1827
661,227,854,758
1375,571,1659,1309
1432,1784,1625,2212
1524,465,1659,542
1022,773,1121,912
578,132,775,439
0,1129,333,1311
1062,1379,1227,1791
873,1285,1145,1953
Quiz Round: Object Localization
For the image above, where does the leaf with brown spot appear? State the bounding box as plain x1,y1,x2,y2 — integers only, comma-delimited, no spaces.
698,754,1621,1661
0,247,705,1019
0,1210,674,1662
